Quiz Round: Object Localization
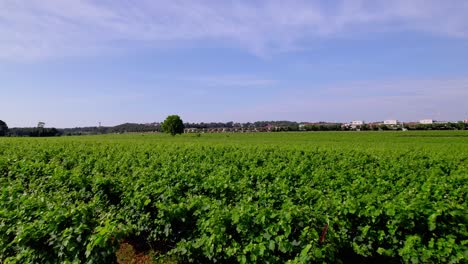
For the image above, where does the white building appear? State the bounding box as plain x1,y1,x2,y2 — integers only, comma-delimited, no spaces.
419,119,433,124
384,120,398,125
351,120,364,126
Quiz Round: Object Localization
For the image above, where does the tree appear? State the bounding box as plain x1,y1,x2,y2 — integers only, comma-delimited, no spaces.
0,120,8,136
161,115,185,136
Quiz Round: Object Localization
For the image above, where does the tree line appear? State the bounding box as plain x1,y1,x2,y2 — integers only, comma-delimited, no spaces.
0,120,60,137
1,118,467,137
8,127,61,137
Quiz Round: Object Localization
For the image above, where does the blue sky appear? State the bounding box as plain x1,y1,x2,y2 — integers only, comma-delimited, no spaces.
1,0,468,127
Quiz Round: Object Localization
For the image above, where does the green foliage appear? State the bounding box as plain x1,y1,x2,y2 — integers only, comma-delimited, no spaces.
0,120,8,136
161,115,185,136
0,132,467,263
7,127,60,137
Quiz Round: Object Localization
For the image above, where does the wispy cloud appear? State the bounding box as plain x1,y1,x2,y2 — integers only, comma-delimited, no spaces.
179,75,277,88
1,0,468,60
323,78,468,98
224,77,468,122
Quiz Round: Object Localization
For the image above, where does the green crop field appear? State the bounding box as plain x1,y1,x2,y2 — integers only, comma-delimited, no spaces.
1,131,467,263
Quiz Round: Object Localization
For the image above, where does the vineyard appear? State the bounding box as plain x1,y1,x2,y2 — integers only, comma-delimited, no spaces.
0,132,467,263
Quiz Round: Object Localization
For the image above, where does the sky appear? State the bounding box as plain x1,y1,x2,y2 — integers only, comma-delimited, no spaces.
1,0,468,128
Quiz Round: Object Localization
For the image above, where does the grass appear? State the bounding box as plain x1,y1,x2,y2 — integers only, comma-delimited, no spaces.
4,130,468,156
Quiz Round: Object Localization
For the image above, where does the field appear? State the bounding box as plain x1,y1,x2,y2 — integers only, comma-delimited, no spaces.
1,131,467,263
